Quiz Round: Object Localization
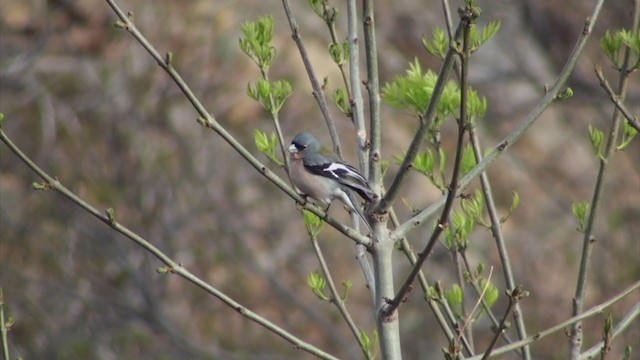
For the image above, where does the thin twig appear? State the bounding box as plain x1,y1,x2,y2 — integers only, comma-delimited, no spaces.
595,65,640,133
392,0,607,240
569,2,640,358
103,0,371,247
309,236,371,359
392,212,473,357
467,127,530,359
280,0,342,155
480,286,527,360
375,20,463,213
0,128,338,360
466,280,640,360
0,288,10,360
382,7,475,318
580,302,640,359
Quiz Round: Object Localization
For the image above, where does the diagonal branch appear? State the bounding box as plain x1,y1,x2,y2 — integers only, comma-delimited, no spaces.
391,0,607,241
0,128,338,360
280,0,342,155
465,280,640,360
375,20,463,213
595,65,640,133
103,0,371,247
381,6,476,318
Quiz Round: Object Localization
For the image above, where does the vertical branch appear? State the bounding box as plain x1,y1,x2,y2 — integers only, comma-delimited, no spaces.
309,236,372,359
362,0,383,191
346,0,368,174
468,129,531,359
0,288,10,360
376,21,463,213
382,6,476,318
569,2,640,358
281,0,343,155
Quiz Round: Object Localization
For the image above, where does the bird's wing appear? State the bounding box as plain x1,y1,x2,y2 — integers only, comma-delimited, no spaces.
305,161,376,202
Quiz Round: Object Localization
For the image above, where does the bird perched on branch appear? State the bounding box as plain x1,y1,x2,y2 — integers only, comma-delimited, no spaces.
288,132,376,231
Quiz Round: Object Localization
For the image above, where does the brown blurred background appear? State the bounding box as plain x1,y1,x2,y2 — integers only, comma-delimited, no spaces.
1,0,638,359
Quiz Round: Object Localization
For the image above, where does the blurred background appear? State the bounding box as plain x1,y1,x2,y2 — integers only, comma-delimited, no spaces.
1,0,638,359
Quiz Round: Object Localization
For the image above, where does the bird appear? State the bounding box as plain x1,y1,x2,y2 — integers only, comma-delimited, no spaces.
288,132,376,231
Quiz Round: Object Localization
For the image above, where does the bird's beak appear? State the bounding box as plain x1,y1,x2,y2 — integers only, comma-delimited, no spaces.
288,144,298,153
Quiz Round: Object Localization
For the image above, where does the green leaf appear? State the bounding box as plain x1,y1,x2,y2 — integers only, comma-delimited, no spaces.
617,120,638,150
240,15,276,72
461,189,487,227
572,201,590,232
340,279,352,301
422,27,449,59
254,130,283,166
332,88,352,117
328,41,349,65
359,330,378,359
601,30,623,68
303,210,323,238
0,112,5,128
307,271,330,301
445,284,464,318
500,191,520,224
620,30,640,54
588,124,605,160
460,144,477,176
470,21,501,51
271,79,292,113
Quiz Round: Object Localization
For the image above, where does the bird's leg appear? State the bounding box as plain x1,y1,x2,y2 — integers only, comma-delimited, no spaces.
295,194,309,210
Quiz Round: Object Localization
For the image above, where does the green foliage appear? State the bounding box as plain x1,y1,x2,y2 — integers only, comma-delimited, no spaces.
340,280,352,302
588,124,605,160
329,41,349,65
394,148,446,191
382,59,457,117
461,189,489,227
254,130,284,166
617,120,638,150
572,201,590,233
445,284,464,318
555,87,574,101
0,112,4,128
247,79,293,115
332,88,352,117
422,27,449,59
478,278,499,310
602,30,640,70
303,210,323,238
383,59,487,122
469,21,500,52
359,330,378,359
307,271,330,301
500,191,520,224
444,210,474,250
309,0,338,24
239,16,276,72
460,144,477,176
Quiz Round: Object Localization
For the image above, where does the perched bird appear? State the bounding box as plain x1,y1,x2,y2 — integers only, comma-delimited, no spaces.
288,132,376,230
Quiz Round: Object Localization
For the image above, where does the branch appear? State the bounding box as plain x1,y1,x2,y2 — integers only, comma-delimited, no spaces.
391,0,607,240
595,65,640,133
347,0,368,174
103,0,371,247
467,127,531,359
480,286,527,360
569,2,639,358
466,280,640,360
309,236,371,359
382,6,476,318
580,302,640,359
375,20,463,213
0,128,338,360
363,0,383,190
280,0,343,155
0,288,10,360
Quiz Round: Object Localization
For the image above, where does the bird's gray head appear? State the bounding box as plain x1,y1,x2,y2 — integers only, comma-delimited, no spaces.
289,132,321,153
